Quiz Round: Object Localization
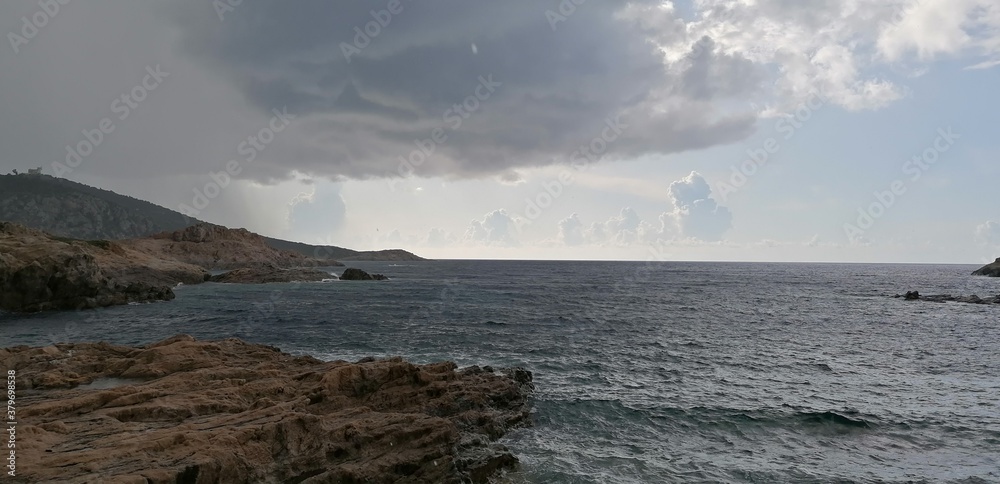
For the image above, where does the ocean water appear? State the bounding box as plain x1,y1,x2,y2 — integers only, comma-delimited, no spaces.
2,261,999,483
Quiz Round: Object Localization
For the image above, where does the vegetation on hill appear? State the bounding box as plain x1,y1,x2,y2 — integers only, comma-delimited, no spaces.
0,173,422,260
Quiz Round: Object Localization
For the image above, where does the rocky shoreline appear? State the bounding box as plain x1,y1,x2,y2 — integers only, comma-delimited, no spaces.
2,336,533,483
0,222,391,313
0,223,204,312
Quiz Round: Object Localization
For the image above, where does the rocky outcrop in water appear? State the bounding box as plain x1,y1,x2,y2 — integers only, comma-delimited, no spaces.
0,223,202,312
209,264,335,284
341,268,390,281
3,335,533,483
972,258,1000,277
894,290,1000,305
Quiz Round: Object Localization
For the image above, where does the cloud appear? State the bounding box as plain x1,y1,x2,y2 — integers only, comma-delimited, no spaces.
558,213,585,246
666,0,997,111
554,172,732,247
160,0,765,181
423,227,455,247
878,0,1000,64
559,208,661,247
0,1,762,186
976,221,1000,246
663,171,733,241
602,207,655,245
3,0,996,190
287,183,347,242
465,209,519,246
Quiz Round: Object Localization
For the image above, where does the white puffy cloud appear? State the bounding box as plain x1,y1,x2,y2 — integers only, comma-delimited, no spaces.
878,0,1000,65
646,0,1000,114
465,209,520,246
558,213,585,246
558,208,662,247
423,228,455,247
663,171,733,241
556,172,733,247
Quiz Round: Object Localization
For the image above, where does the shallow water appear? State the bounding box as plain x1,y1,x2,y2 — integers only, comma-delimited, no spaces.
2,261,999,483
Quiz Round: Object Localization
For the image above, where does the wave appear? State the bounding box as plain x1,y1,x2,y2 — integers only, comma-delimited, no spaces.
546,399,881,434
797,410,872,429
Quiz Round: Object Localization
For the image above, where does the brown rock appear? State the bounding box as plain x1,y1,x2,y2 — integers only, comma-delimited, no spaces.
4,336,533,483
0,223,195,312
129,223,344,270
208,265,335,284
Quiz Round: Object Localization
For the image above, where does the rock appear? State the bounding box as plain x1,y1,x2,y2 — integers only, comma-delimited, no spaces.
128,223,343,270
0,173,422,262
3,336,533,483
340,268,390,281
338,249,427,262
972,257,1000,277
896,291,1000,305
209,265,334,284
0,224,186,312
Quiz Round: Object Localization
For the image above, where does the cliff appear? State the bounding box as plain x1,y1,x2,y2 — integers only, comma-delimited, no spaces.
0,223,206,312
3,335,533,483
972,257,1000,277
0,222,356,312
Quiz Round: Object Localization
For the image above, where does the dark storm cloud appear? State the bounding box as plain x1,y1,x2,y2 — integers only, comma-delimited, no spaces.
163,0,759,180
0,1,761,185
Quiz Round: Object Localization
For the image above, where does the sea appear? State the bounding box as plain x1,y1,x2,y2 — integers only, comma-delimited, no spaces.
2,260,999,483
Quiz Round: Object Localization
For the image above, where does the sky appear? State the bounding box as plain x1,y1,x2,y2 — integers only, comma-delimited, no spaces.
1,0,998,263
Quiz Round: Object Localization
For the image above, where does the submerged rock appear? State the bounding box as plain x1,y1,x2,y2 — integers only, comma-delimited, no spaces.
972,257,1000,277
894,291,1000,305
3,336,533,483
340,267,389,281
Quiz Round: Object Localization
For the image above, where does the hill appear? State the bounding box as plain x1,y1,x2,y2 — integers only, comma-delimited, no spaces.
0,173,423,261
